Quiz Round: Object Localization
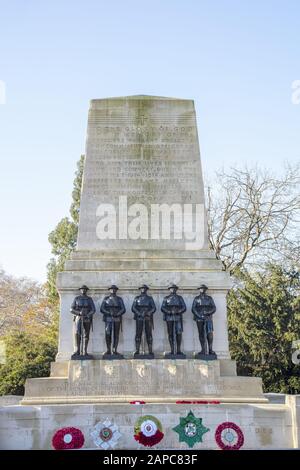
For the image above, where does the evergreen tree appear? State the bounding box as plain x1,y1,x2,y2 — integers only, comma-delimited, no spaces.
46,155,84,303
228,265,300,393
0,328,57,396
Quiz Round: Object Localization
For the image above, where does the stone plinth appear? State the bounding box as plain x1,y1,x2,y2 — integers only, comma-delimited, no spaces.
56,96,232,362
1,399,299,449
57,252,232,364
21,359,266,405
56,279,231,362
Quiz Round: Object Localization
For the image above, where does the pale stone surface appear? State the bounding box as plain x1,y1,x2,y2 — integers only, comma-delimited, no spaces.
56,95,232,361
77,96,208,251
0,399,298,449
286,395,300,447
265,393,286,404
50,362,69,378
0,395,22,406
21,359,266,405
56,287,231,361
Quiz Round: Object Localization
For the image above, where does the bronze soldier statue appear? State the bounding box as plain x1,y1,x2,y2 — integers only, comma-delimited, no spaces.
131,284,156,358
70,285,96,359
161,284,186,358
192,284,217,359
100,285,126,358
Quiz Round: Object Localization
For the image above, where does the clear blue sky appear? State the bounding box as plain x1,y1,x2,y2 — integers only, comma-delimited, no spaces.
0,0,299,282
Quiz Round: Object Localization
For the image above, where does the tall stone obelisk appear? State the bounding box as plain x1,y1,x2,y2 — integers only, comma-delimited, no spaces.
56,96,231,361
77,95,208,251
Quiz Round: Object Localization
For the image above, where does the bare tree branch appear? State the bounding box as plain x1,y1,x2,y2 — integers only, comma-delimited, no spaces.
0,269,54,336
206,163,300,273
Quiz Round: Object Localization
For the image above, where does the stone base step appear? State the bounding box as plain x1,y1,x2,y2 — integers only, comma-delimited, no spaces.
22,359,266,405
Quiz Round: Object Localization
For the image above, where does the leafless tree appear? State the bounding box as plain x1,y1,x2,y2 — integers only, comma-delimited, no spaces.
206,163,300,273
0,269,54,335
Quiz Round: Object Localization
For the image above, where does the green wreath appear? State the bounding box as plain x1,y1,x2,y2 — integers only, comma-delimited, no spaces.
173,410,210,448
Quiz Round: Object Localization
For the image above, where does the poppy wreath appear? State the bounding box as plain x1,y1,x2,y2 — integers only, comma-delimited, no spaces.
52,427,85,450
215,422,244,450
134,415,164,447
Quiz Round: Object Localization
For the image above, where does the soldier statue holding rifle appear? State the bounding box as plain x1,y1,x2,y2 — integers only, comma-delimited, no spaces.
161,284,186,358
70,285,96,359
131,284,156,358
192,284,217,359
100,285,126,359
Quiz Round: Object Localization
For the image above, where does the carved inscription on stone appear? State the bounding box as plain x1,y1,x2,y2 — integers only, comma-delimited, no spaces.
77,97,206,250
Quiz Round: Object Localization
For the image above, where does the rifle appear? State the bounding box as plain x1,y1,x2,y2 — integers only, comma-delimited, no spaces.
79,306,90,355
194,304,208,321
171,307,184,334
110,306,123,333
170,308,177,354
80,310,84,356
110,306,120,317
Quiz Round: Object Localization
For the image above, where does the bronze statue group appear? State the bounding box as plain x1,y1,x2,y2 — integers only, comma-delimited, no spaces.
70,283,217,360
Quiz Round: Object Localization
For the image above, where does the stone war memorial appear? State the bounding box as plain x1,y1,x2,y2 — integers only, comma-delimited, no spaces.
1,95,299,450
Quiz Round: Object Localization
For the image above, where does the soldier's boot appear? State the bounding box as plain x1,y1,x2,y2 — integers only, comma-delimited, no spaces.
148,342,153,356
75,334,81,355
176,333,183,355
134,338,141,356
112,337,119,355
83,337,91,357
207,333,216,355
168,336,175,355
199,337,207,355
105,334,112,355
145,329,153,356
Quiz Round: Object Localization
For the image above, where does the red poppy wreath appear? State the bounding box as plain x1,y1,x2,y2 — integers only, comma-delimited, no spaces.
134,415,164,447
52,427,85,450
215,422,244,450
